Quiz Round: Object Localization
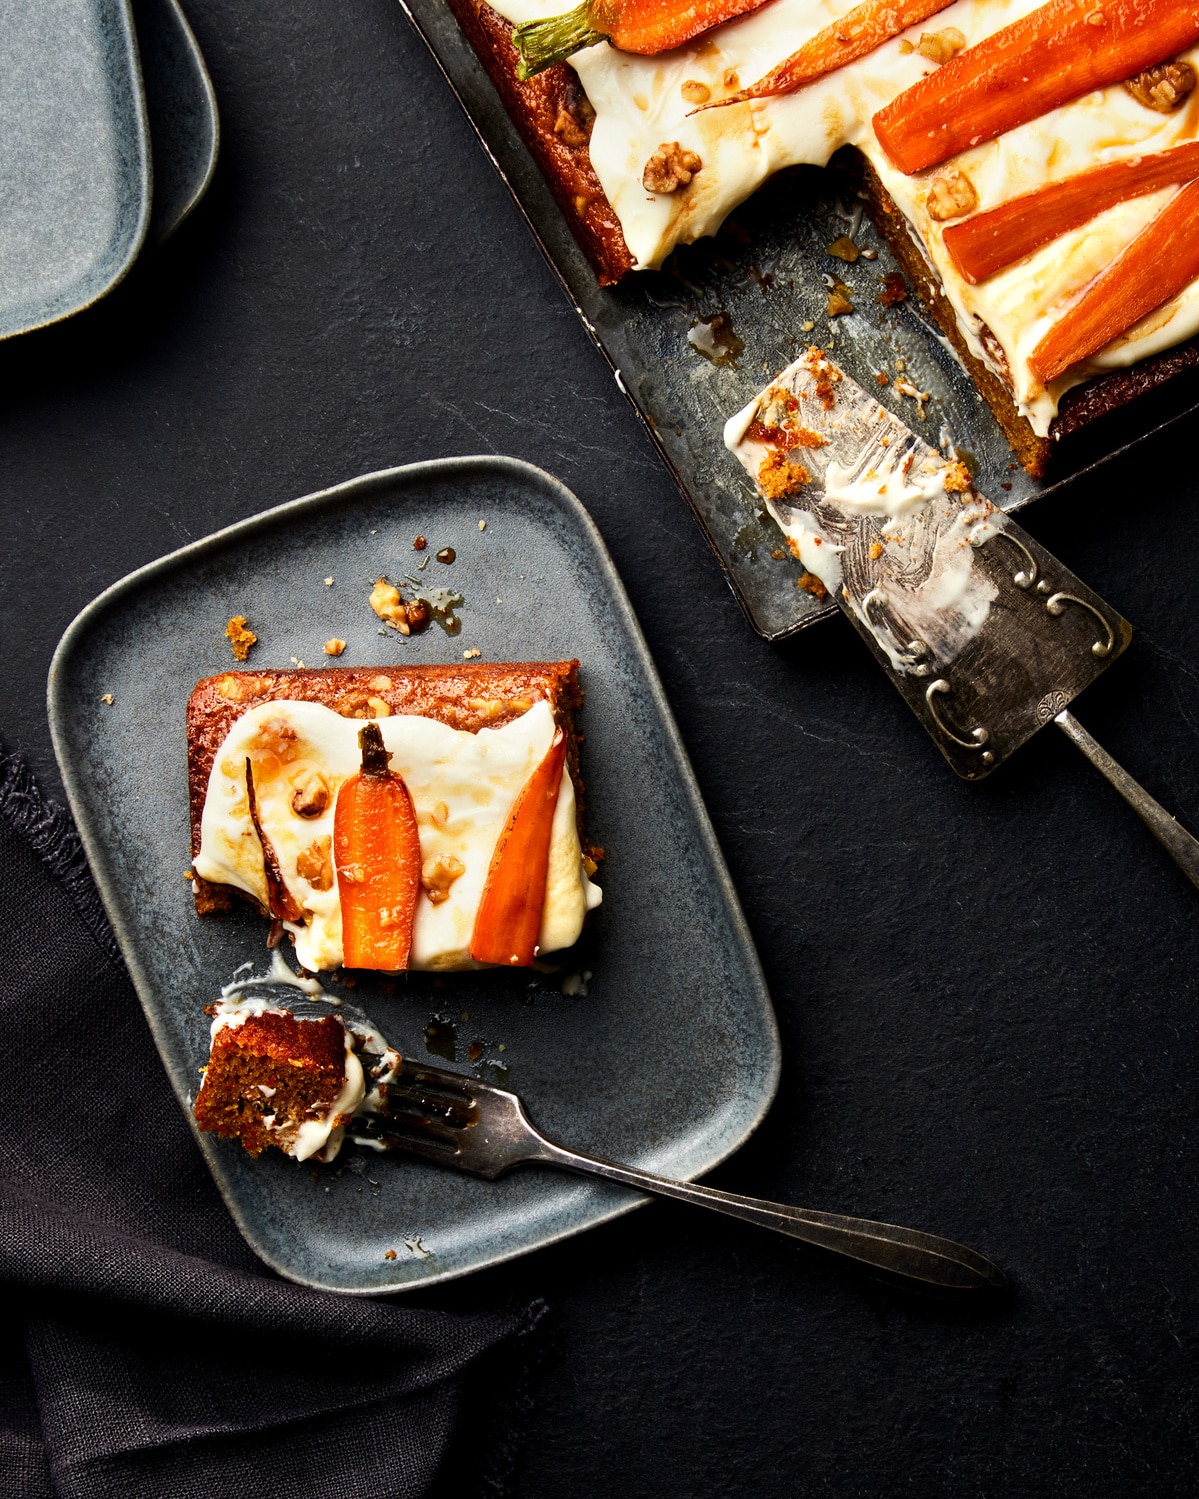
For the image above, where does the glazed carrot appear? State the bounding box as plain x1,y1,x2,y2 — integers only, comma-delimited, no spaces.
470,727,568,967
874,0,1199,176
245,758,304,923
712,0,956,109
333,724,422,972
513,0,770,79
943,142,1199,283
1029,179,1199,385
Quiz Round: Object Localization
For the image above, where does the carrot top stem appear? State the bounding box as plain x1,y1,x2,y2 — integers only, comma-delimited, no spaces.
514,3,606,79
358,721,392,777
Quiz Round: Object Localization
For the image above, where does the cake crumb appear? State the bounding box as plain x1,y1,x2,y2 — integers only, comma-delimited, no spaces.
184,869,194,880
869,540,884,559
413,535,427,550
878,273,907,307
802,319,815,332
225,616,257,662
100,693,114,705
757,450,810,500
324,638,347,657
943,460,972,493
384,1249,397,1261
826,235,859,264
875,370,890,385
463,647,481,660
478,520,486,531
324,577,334,587
826,283,854,317
797,571,828,600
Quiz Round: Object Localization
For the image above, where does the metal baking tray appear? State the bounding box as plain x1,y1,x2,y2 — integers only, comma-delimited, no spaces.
400,0,1199,640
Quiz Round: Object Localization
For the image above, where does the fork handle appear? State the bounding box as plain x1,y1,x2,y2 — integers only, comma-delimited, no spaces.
1055,710,1199,892
534,1140,1004,1292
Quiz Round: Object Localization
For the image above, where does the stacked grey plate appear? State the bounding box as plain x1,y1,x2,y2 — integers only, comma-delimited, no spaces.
0,0,219,342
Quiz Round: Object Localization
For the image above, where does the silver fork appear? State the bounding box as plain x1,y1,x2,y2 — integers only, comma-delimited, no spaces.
353,1060,1005,1292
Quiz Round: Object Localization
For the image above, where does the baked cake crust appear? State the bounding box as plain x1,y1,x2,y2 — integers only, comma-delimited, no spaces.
187,659,587,917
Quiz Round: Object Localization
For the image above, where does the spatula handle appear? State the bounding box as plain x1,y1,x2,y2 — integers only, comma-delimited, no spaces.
1055,710,1199,891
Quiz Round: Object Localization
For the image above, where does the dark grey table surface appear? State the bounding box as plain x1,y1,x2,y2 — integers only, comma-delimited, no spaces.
2,3,1196,1494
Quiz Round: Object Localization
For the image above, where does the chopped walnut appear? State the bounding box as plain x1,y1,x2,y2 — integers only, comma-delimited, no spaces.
296,836,333,891
642,141,703,194
336,690,390,720
225,615,257,662
757,450,811,501
916,27,966,64
925,167,978,222
943,461,972,494
826,235,860,263
553,106,590,147
681,79,711,105
252,718,300,765
369,675,393,691
406,599,432,634
290,769,330,818
1123,60,1196,112
431,801,450,829
826,284,854,317
421,854,466,906
369,578,409,633
324,638,346,657
215,673,269,703
723,68,740,90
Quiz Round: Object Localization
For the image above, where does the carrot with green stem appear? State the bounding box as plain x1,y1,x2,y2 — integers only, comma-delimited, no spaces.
470,727,568,967
943,142,1199,283
334,723,422,972
703,0,957,111
874,0,1199,177
1029,178,1199,385
512,0,771,80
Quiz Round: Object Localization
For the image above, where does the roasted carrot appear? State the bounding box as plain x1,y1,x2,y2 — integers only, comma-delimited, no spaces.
1029,179,1199,385
512,0,770,79
245,758,304,922
470,727,568,967
710,0,956,109
943,142,1199,283
333,724,422,972
874,0,1199,176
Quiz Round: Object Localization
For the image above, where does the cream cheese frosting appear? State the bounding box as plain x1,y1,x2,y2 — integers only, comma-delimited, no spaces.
194,699,602,972
485,0,1199,433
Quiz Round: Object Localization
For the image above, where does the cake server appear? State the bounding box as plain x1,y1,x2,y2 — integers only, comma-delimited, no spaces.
353,1056,1005,1293
725,348,1199,890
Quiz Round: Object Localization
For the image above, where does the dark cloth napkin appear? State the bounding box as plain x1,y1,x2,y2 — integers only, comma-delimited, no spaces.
0,746,544,1499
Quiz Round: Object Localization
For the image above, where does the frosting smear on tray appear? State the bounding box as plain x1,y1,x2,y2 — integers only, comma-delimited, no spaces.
194,699,601,971
485,0,1199,433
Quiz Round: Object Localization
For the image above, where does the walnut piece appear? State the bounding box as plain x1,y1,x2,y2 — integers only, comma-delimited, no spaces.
324,638,346,657
553,106,590,147
926,167,978,222
916,27,966,64
336,690,389,719
290,769,330,818
296,836,333,891
369,578,409,634
421,854,466,906
225,615,257,662
642,142,703,194
1123,60,1196,112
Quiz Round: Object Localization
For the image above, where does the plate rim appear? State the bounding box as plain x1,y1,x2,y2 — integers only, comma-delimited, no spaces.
47,453,782,1293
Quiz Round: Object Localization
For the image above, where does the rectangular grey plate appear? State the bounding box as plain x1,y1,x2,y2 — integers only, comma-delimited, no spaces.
400,0,1199,641
48,456,780,1294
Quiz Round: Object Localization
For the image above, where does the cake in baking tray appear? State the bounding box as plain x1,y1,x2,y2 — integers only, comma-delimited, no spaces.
446,0,1199,475
187,662,602,973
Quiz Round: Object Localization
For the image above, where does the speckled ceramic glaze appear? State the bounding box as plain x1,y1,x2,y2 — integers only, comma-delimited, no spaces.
48,458,781,1293
133,0,219,244
0,0,151,339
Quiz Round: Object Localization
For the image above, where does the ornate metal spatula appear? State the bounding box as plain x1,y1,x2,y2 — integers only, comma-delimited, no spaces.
725,348,1199,888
